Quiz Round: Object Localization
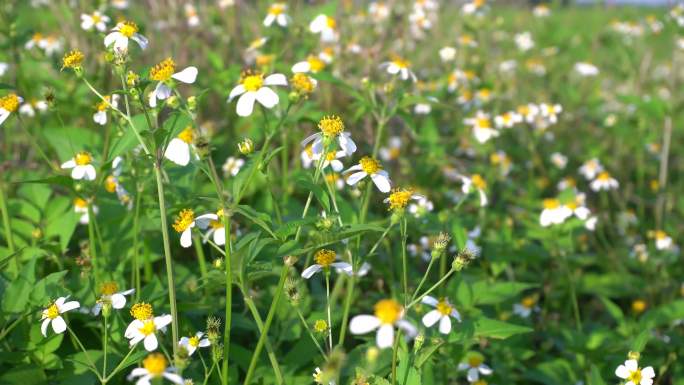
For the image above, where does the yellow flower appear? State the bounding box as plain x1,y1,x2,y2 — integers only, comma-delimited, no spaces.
62,50,84,70
130,302,154,321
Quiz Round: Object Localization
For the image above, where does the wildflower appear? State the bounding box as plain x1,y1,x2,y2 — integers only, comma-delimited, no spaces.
550,152,568,169
349,299,417,349
490,151,512,176
513,295,539,318
264,3,290,27
301,115,357,156
514,31,535,51
93,95,119,125
343,156,391,193
179,332,210,356
309,14,337,42
61,152,96,181
128,353,184,384
290,73,317,96
92,281,135,316
533,4,550,17
648,230,673,251
148,58,198,108
292,55,326,74
590,171,619,192
125,303,172,351
313,320,328,333
41,297,80,337
19,98,48,117
579,158,603,180
172,208,217,248
185,3,199,27
439,46,457,62
74,198,95,225
408,195,434,218
301,249,352,278
222,156,245,177
228,71,287,117
517,103,539,123
615,358,655,385
313,367,334,385
460,174,488,207
494,111,522,129
104,20,148,52
384,188,423,211
457,353,493,382
539,198,572,227
200,209,227,246
62,50,84,70
380,56,417,82
379,137,402,161
574,62,599,77
238,138,254,155
421,296,461,334
464,111,499,144
0,93,22,126
565,193,591,220
538,103,562,124
0,62,8,77
369,2,390,21
164,127,197,166
81,11,110,32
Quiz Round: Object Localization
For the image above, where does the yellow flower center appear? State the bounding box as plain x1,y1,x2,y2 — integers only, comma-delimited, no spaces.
307,56,326,72
150,58,176,82
325,151,338,161
543,198,560,209
139,320,156,336
313,319,328,332
45,303,60,319
387,188,414,211
130,302,154,321
189,336,200,347
32,32,43,42
392,56,410,68
100,281,119,296
75,152,92,166
597,171,611,181
374,299,402,325
476,117,492,129
325,173,340,184
314,249,336,267
0,94,20,113
521,296,537,308
468,356,483,367
142,353,167,376
318,115,344,137
92,13,102,24
632,299,647,313
209,219,224,230
256,54,275,67
326,16,336,29
565,201,578,210
105,176,117,193
241,73,264,92
628,368,642,384
359,156,382,174
178,127,195,144
291,73,315,94
172,209,195,232
436,298,453,316
74,197,88,208
62,50,85,70
269,3,285,15
471,174,487,190
119,21,139,38
654,230,667,240
96,96,112,112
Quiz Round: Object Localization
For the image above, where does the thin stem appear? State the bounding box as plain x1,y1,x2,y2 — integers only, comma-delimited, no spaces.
193,234,210,296
103,346,136,382
410,258,436,304
294,155,326,241
131,185,143,300
400,217,408,307
0,182,17,271
67,326,102,381
560,251,582,331
102,316,108,378
407,268,456,309
390,329,402,385
294,306,326,358
87,203,99,279
325,272,333,352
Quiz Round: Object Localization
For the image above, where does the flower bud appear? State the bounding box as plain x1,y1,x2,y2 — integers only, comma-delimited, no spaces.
628,351,640,361
187,96,197,112
413,332,425,352
238,138,254,155
166,95,180,109
452,248,477,271
283,255,298,267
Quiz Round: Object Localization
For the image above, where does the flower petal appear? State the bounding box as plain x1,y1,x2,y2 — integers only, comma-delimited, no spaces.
422,310,441,327
236,92,257,117
301,264,322,279
255,87,279,109
264,73,287,86
172,66,198,83
349,315,381,334
51,316,67,334
376,324,394,348
438,316,452,334
164,138,191,166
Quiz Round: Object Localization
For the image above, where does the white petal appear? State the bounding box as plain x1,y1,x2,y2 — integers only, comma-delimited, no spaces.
330,160,343,172
114,35,129,52
228,84,246,101
213,228,226,246
125,320,143,337
421,295,438,307
331,262,353,275
397,320,417,338
60,301,80,313
467,367,479,382
172,67,198,83
376,324,394,348
478,364,493,375
349,315,381,334
155,83,172,101
61,159,76,169
291,61,311,73
72,166,86,180
339,134,357,155
370,172,391,193
143,334,158,351
438,316,452,334
263,73,287,86
263,14,275,26
624,360,638,372
51,316,67,334
164,138,191,166
83,165,97,181
93,111,107,125
641,367,655,379
236,92,257,117
128,368,148,378
195,213,218,229
301,264,322,279
163,373,185,385
255,87,279,109
41,318,51,337
104,32,119,47
346,171,367,186
180,228,193,248
111,293,127,309
422,310,441,327
131,34,148,49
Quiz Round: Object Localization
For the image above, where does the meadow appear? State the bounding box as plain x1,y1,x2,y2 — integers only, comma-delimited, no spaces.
0,1,682,384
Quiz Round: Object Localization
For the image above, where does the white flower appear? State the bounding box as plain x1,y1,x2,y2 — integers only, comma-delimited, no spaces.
379,136,402,161
566,193,591,221
439,46,457,62
164,127,197,166
494,111,522,128
301,249,352,278
228,72,287,117
111,0,129,9
0,93,22,126
574,62,599,77
615,359,655,385
41,297,80,337
92,283,135,315
104,21,148,52
344,156,391,193
313,367,336,385
93,94,119,125
538,103,562,124
81,11,110,32
369,1,390,22
379,57,416,82
550,152,568,169
533,4,550,17
185,3,200,27
17,99,47,117
264,3,290,27
128,353,184,385
457,354,493,382
0,62,8,77
336,262,371,277
651,230,673,251
316,150,347,172
172,209,217,248
585,216,598,231
61,152,96,181
579,158,603,180
291,55,326,74
540,198,572,227
73,198,95,225
512,295,539,318
179,332,210,356
460,174,488,207
199,210,227,246
148,58,198,108
349,299,417,349
464,111,499,144
222,156,245,177
514,31,535,51
125,314,173,351
590,171,619,192
421,296,461,334
301,115,357,156
408,195,434,218
309,14,338,42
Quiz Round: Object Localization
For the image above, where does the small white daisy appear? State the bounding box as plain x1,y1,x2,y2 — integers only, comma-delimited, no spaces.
104,20,148,52
41,297,80,337
421,296,461,334
349,299,417,349
61,152,97,181
343,156,391,193
228,71,287,117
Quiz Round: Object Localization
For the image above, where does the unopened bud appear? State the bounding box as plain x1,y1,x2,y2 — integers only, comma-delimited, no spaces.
283,255,298,267
413,332,425,352
167,95,180,109
452,248,477,271
187,96,197,111
628,351,640,361
238,138,254,155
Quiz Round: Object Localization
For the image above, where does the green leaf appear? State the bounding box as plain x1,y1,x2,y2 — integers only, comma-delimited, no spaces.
0,364,47,385
597,296,624,324
233,205,277,239
639,300,684,329
631,329,650,352
2,253,37,313
30,270,68,306
472,317,532,339
589,365,607,385
470,281,537,305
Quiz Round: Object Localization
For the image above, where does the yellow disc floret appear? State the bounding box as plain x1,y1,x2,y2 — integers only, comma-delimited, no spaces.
189,335,200,347
307,56,325,72
75,151,93,166
241,71,264,92
100,281,119,296
142,353,167,376
314,249,336,267
0,94,20,113
387,188,414,211
543,198,560,209
318,115,344,137
119,21,139,38
359,156,382,174
62,50,85,70
597,171,611,181
150,58,176,82
468,355,483,367
172,209,195,232
45,302,60,319
374,299,402,325
313,319,328,332
269,3,285,15
131,302,153,320
436,298,453,316
521,295,537,309
291,73,315,95
105,176,117,193
471,174,487,190
138,320,156,336
74,197,88,208
96,96,112,112
177,127,195,144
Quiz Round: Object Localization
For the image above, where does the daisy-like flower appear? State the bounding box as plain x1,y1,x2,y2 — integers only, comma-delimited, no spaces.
73,197,95,225
290,73,318,97
222,156,245,177
615,358,655,385
539,198,572,227
0,93,21,126
41,297,80,337
460,174,488,207
648,230,673,251
172,208,217,248
550,152,568,169
421,296,461,334
179,332,210,356
309,14,338,42
512,295,539,318
458,353,493,382
574,62,599,77
313,367,335,385
538,103,562,124
148,58,198,107
590,171,619,192
344,156,391,193
93,94,119,125
199,209,227,246
439,46,457,62
301,249,352,279
164,127,196,166
462,0,487,15
104,20,148,52
349,299,417,349
579,158,603,180
514,31,535,51
81,11,110,32
301,115,357,156
264,3,290,27
384,188,423,212
291,55,326,74
125,303,172,351
185,3,199,27
380,56,416,82
61,152,97,181
464,111,499,144
19,98,48,117
517,103,540,123
564,193,591,220
317,150,346,172
228,71,287,117
494,111,522,128
128,353,184,385
92,281,135,316
490,151,512,176
533,4,550,17
379,137,402,162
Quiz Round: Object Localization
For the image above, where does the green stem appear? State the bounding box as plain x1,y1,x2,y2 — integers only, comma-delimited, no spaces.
87,203,99,279
560,251,582,331
102,316,108,378
390,329,402,385
410,258,436,304
400,217,409,306
103,346,136,382
407,268,456,309
131,185,143,300
193,234,209,296
67,326,102,381
325,272,333,352
0,182,16,271
294,306,327,358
